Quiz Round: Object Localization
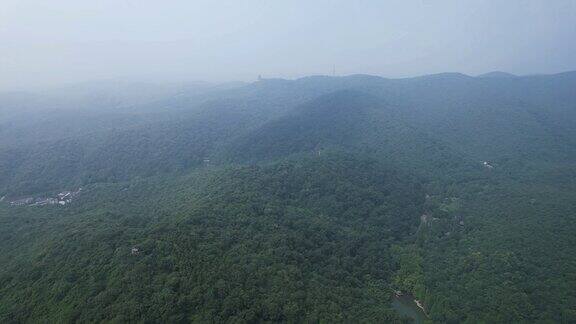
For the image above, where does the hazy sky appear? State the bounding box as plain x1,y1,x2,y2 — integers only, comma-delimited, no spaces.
1,0,576,90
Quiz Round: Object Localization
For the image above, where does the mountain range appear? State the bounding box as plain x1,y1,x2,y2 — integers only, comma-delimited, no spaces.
1,71,575,323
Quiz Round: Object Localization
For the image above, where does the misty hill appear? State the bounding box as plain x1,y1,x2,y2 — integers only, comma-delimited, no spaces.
1,72,576,322
2,71,576,195
477,71,517,78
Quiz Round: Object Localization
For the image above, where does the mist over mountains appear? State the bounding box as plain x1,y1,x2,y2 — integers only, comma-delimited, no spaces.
2,71,575,195
1,71,576,322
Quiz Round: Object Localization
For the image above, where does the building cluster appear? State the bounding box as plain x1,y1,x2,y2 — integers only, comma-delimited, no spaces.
481,161,494,169
5,188,82,207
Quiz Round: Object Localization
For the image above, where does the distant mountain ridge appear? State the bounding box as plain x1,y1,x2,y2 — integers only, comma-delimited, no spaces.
477,71,517,78
1,70,576,323
1,70,576,195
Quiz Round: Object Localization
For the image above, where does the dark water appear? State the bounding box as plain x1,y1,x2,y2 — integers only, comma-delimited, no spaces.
391,294,427,324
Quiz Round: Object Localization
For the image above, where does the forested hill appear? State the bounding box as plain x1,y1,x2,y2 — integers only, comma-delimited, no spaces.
1,71,576,322
1,72,576,195
0,154,425,322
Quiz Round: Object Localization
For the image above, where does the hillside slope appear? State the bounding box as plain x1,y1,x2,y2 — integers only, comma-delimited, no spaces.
1,72,576,323
0,154,423,323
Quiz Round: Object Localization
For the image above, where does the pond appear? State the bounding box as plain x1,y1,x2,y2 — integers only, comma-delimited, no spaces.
391,293,428,323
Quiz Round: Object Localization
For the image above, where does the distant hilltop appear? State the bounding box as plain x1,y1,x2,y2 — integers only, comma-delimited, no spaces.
477,71,517,78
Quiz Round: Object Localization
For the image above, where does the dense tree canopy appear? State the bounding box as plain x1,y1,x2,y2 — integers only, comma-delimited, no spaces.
1,72,576,322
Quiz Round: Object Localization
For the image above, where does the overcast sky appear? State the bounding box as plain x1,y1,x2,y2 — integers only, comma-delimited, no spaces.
1,0,575,90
